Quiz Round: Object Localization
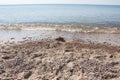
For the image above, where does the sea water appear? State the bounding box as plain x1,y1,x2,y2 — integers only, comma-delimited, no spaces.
0,4,120,26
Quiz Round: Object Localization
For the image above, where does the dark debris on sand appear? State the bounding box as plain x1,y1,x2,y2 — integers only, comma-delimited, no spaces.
55,37,66,42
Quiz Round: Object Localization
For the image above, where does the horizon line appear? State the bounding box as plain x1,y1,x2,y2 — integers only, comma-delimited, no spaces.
0,3,120,6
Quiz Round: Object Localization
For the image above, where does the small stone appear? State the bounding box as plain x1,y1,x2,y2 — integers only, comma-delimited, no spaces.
23,71,32,79
10,38,15,40
109,55,113,58
70,75,80,80
0,70,5,74
1,55,10,59
67,62,74,68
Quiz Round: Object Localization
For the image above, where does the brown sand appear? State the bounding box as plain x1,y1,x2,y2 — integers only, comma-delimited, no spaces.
0,38,120,80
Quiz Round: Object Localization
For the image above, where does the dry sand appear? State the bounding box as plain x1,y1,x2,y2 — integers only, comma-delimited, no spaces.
0,37,120,80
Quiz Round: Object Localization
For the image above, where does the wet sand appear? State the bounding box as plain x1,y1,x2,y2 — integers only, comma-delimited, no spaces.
0,30,120,46
0,37,120,80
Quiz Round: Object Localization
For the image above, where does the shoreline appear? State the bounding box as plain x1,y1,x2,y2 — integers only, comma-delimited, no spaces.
0,38,120,80
0,23,120,33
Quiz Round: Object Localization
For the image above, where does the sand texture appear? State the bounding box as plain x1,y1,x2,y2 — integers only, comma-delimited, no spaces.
0,37,120,80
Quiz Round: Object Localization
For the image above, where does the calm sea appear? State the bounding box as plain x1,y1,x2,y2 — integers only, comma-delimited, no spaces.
0,4,120,26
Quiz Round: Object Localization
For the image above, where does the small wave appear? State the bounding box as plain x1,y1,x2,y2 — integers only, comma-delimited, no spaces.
0,23,120,34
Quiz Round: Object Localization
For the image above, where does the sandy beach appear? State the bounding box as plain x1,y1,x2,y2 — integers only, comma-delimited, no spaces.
0,3,120,80
0,34,120,80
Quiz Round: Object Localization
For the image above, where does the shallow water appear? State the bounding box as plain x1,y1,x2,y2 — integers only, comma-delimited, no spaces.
0,30,120,46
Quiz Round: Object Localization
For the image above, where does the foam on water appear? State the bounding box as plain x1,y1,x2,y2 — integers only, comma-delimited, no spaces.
0,24,120,33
